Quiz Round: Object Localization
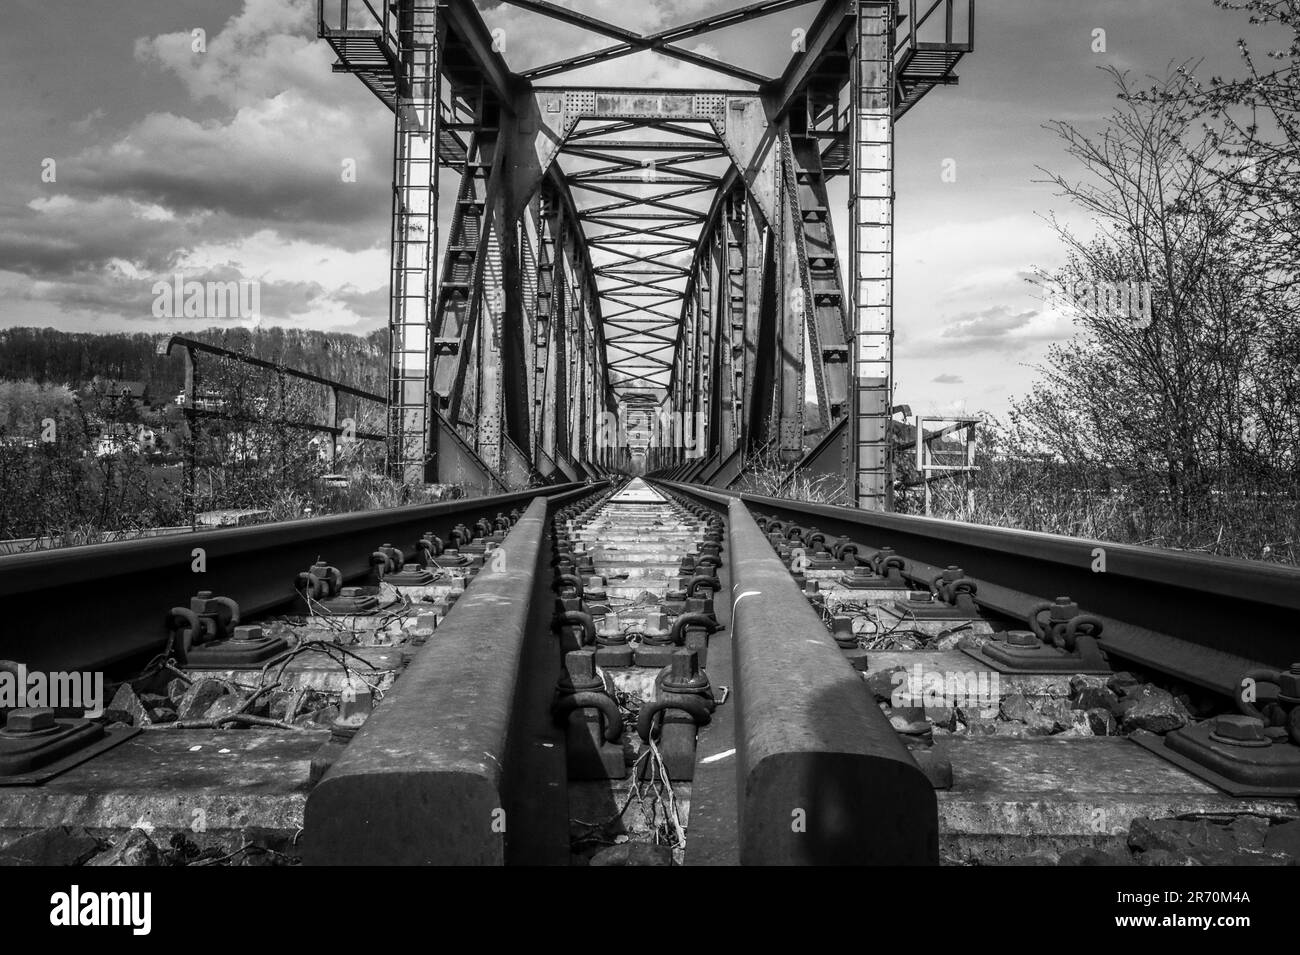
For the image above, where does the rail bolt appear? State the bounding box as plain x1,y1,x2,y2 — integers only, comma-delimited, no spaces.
931,566,965,595
637,650,716,780
555,610,596,654
667,612,722,667
584,576,610,613
552,650,626,779
231,625,263,643
1027,597,1103,652
1004,630,1038,647
1047,596,1080,622
185,591,240,643
831,615,857,649
831,615,870,671
596,612,626,643
418,533,444,561
302,561,343,599
661,649,712,696
5,708,56,734
560,649,604,693
1211,714,1269,746
639,612,673,648
1278,664,1300,704
411,613,437,646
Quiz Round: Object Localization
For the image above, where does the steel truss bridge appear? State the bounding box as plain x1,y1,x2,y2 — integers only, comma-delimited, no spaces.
318,0,973,508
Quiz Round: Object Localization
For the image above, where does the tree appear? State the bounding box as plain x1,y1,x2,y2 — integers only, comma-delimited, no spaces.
1173,1,1300,469
997,62,1299,559
1020,67,1291,506
1187,1,1300,288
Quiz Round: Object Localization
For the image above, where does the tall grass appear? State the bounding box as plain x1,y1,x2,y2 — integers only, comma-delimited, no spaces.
899,459,1299,565
731,445,850,505
730,442,1297,566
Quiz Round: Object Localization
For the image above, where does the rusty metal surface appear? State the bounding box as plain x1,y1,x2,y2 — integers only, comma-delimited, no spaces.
0,485,594,673
723,496,938,865
302,491,586,865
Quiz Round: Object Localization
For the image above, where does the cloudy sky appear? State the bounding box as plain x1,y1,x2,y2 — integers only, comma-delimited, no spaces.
0,0,1281,417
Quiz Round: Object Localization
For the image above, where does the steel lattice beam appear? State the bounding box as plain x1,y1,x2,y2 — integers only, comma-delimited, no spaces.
319,0,974,500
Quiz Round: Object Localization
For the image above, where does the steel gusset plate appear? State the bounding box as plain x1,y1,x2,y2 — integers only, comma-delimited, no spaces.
1129,727,1300,797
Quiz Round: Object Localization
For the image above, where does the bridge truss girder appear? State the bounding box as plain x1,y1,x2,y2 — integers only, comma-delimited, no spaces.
318,0,973,504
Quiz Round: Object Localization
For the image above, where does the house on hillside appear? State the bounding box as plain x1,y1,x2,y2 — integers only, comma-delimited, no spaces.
88,379,150,405
176,389,229,412
93,423,156,458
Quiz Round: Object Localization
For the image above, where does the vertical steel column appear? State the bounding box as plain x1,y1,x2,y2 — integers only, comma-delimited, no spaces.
709,220,728,460
184,346,198,527
476,195,509,474
586,296,599,469
747,219,776,453
741,200,764,454
777,125,805,464
534,196,556,462
696,249,712,460
575,281,588,465
720,193,745,459
327,386,340,472
389,1,441,483
566,294,579,462
850,1,895,509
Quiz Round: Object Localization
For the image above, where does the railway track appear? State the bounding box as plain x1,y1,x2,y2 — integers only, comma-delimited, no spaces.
0,478,1297,867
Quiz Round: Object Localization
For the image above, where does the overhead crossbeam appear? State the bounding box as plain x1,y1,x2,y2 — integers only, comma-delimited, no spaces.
500,0,824,84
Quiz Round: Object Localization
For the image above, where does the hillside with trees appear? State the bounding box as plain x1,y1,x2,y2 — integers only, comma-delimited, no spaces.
0,326,387,402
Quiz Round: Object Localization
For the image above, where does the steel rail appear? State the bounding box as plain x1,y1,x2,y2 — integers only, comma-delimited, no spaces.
303,491,585,864
0,484,599,673
718,493,938,864
659,482,1300,697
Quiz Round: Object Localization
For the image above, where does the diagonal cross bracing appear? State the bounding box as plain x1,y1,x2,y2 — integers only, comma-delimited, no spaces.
320,0,974,500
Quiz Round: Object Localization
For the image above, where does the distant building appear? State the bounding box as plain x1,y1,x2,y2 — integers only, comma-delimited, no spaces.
178,390,229,412
91,379,150,403
93,423,156,458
